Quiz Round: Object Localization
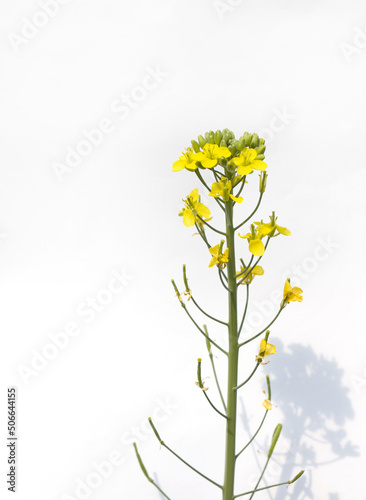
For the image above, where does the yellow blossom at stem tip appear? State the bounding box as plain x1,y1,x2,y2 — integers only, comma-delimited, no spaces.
209,177,243,203
208,241,229,269
282,279,303,305
256,339,276,364
232,148,267,176
173,147,201,172
199,143,232,169
255,212,291,237
239,225,265,256
179,188,211,227
236,265,264,285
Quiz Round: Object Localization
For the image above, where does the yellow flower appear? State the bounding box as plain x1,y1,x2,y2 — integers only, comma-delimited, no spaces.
282,279,303,304
232,148,267,176
173,147,201,172
239,225,265,256
263,398,273,411
199,144,232,169
256,339,276,364
209,177,243,203
236,265,264,285
209,241,229,269
179,189,211,227
255,212,291,237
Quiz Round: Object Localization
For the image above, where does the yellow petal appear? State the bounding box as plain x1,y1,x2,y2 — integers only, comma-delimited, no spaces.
237,165,253,176
249,238,265,256
263,399,273,410
251,160,267,171
202,158,217,169
209,244,219,257
190,188,199,202
230,194,243,203
216,147,232,158
183,210,195,227
264,342,276,356
283,279,292,297
208,256,218,268
172,160,186,172
196,203,211,218
252,265,264,276
277,225,291,236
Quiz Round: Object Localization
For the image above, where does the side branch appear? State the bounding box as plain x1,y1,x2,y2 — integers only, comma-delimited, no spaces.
197,358,227,419
234,362,260,391
239,307,284,348
206,332,227,412
171,280,228,356
133,443,172,500
234,193,263,232
196,215,226,236
149,419,223,490
183,266,228,326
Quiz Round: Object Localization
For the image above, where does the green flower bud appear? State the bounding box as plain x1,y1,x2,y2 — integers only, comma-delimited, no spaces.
228,144,237,156
208,131,215,144
226,160,236,173
256,145,266,155
219,156,228,167
243,132,252,147
205,132,210,142
191,140,201,153
237,137,246,151
198,135,206,148
259,137,265,146
220,139,227,148
223,133,230,143
250,133,259,148
256,154,265,161
215,130,222,145
268,424,282,459
228,130,235,139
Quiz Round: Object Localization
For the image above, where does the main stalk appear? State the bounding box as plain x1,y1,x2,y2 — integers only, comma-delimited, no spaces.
223,199,239,500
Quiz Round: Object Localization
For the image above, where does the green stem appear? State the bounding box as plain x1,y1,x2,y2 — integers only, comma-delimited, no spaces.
133,443,172,500
196,215,226,236
149,419,223,490
234,362,260,391
239,308,284,348
235,410,268,459
237,284,249,338
234,193,263,232
223,199,239,500
234,480,291,498
207,334,227,413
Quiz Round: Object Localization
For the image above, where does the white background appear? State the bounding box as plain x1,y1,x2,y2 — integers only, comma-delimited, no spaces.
1,1,365,499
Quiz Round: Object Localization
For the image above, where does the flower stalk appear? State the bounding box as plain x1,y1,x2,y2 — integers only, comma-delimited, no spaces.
134,129,305,499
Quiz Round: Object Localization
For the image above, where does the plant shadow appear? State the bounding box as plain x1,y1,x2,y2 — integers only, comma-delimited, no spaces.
239,340,357,500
